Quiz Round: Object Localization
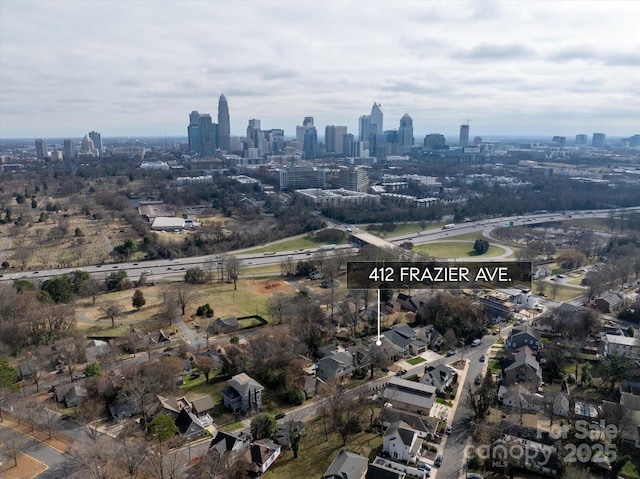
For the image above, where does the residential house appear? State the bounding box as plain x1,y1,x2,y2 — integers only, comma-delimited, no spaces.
54,381,87,407
382,377,437,416
594,292,625,313
503,352,542,390
273,421,305,449
506,326,541,351
156,395,191,418
383,323,427,358
498,385,542,412
500,422,560,476
209,316,240,335
109,397,139,420
415,325,444,350
605,334,640,360
209,430,251,457
244,439,281,475
618,381,640,447
84,339,110,362
383,421,423,463
317,352,354,381
174,408,212,440
323,450,368,479
382,410,440,440
385,300,401,314
420,364,456,393
544,391,571,418
533,265,552,280
479,291,515,319
191,395,216,416
222,373,264,415
397,293,418,312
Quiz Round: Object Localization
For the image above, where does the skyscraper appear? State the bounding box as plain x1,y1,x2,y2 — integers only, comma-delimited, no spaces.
575,134,588,145
188,111,217,155
88,131,103,157
63,139,75,160
398,114,413,154
218,94,231,151
339,166,369,192
325,125,348,154
358,115,371,142
303,127,318,159
370,103,383,136
459,124,470,147
592,133,606,148
35,139,48,159
247,119,261,150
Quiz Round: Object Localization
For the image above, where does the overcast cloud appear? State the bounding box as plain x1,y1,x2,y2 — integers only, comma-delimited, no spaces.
1,0,639,139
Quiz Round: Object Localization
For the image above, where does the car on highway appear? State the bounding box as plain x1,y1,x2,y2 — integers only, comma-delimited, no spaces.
434,455,443,467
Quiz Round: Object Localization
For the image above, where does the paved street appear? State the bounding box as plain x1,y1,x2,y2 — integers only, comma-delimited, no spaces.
0,423,73,479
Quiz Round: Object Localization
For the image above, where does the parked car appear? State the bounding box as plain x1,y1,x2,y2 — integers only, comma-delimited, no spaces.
479,355,486,362
471,339,481,346
445,425,453,434
72,372,86,381
275,412,286,420
434,455,443,467
396,369,407,376
467,474,484,479
474,374,482,385
446,350,456,357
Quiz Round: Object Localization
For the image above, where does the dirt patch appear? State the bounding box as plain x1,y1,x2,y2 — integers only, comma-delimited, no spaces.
252,279,294,295
1,452,48,479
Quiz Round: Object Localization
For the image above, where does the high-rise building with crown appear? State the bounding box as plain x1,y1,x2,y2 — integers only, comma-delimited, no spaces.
218,94,231,151
370,103,383,136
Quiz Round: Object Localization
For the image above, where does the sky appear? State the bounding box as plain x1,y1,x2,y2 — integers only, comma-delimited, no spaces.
1,0,639,140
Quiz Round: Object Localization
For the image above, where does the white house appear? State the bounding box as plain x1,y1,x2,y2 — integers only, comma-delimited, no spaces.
383,420,423,463
605,334,640,360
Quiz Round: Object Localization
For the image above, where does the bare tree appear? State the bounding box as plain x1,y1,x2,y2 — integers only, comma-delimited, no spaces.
173,284,195,316
101,302,122,328
224,255,240,289
67,436,117,479
81,277,103,305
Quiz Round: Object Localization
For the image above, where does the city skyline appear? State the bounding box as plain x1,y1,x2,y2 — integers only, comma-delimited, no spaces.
1,1,639,139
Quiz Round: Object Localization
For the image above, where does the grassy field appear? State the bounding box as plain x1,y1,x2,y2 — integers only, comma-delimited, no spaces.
413,241,507,259
541,282,585,302
76,277,297,335
241,235,345,254
406,356,426,365
263,416,383,479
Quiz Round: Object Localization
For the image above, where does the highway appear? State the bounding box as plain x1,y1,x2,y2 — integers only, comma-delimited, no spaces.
1,206,638,283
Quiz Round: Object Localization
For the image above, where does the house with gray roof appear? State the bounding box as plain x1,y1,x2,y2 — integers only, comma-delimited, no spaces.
222,373,264,415
383,377,437,415
317,351,355,381
383,420,423,463
420,364,456,393
506,325,541,351
209,430,251,457
323,450,368,479
383,324,427,358
503,352,542,389
594,292,625,313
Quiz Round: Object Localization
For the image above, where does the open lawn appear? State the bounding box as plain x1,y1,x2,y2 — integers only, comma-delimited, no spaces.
406,356,426,366
413,241,508,259
76,277,297,334
264,416,383,479
541,283,585,302
241,235,345,254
